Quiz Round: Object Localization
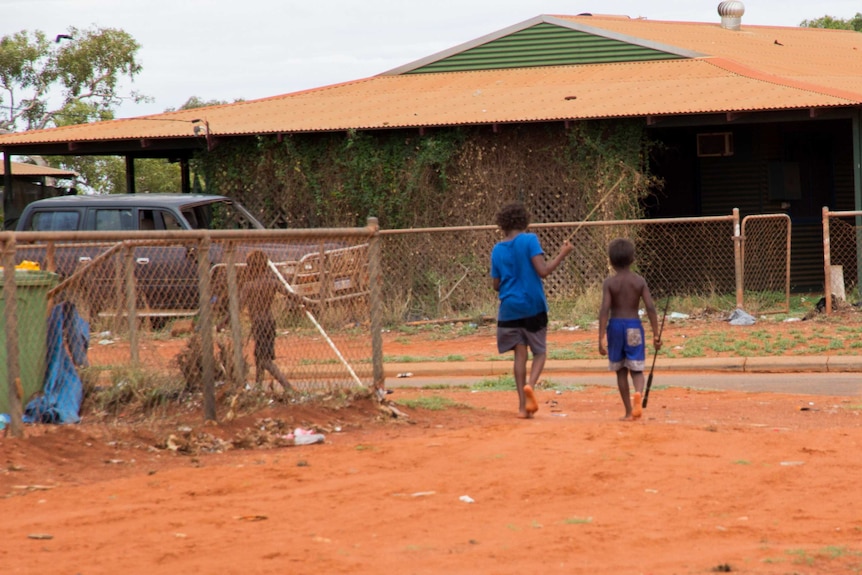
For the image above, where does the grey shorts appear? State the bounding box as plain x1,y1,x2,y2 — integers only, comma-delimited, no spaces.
497,326,547,355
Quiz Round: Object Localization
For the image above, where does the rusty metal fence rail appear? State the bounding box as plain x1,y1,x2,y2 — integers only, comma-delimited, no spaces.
822,207,862,314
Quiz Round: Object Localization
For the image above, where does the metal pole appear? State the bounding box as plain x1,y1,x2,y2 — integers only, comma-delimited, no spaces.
367,217,384,394
224,243,244,388
124,245,138,364
784,215,792,314
852,109,862,293
822,206,833,315
196,236,216,420
3,238,23,437
732,208,743,309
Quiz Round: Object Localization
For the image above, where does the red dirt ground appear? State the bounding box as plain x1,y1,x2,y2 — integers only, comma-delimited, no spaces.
3,315,862,574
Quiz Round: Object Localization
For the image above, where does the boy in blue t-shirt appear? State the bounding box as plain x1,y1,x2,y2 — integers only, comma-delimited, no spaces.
491,202,573,418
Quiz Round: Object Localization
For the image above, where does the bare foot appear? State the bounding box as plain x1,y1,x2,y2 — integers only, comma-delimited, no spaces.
517,411,532,419
524,385,539,415
620,415,634,421
632,393,643,420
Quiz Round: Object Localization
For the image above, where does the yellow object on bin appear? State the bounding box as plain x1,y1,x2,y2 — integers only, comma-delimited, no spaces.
16,261,41,271
0,260,42,272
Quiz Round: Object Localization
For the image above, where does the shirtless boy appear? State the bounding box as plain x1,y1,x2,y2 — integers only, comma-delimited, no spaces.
598,238,661,420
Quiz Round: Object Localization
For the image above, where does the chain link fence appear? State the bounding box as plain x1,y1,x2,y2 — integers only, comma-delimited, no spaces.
741,214,791,314
2,224,381,434
378,210,789,323
2,209,795,434
822,208,862,313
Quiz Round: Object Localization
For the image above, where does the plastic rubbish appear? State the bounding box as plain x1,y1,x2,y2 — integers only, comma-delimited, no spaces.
459,495,475,503
293,427,325,445
0,413,10,430
728,308,756,326
294,433,325,446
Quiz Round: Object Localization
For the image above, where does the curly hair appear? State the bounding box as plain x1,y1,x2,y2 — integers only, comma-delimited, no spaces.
495,202,530,233
246,250,269,276
608,238,635,269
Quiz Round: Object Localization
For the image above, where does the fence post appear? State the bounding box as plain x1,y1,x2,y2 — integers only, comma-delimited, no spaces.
822,206,832,315
224,242,244,388
733,208,743,309
124,244,139,364
196,236,216,421
2,238,23,438
367,217,385,394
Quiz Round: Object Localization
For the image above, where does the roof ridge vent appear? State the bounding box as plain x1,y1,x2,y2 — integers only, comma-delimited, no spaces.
718,1,745,31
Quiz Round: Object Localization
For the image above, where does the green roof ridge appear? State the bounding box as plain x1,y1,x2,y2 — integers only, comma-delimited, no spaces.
406,22,685,73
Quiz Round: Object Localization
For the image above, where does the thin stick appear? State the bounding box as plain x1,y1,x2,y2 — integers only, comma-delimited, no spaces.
267,259,365,388
642,296,670,409
563,167,640,243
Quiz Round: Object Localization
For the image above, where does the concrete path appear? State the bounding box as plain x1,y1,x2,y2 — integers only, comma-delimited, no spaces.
384,356,862,396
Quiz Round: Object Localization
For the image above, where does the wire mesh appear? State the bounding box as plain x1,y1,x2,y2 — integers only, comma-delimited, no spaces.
1,209,798,428
379,215,742,322
7,228,376,405
824,210,862,305
741,214,791,314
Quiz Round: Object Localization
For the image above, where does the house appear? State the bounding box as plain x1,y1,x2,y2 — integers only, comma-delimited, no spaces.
2,3,861,289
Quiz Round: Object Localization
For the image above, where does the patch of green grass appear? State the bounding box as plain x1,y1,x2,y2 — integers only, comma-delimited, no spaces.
397,396,467,411
680,341,705,358
472,374,516,391
548,342,594,360
733,460,751,465
828,338,845,350
420,383,469,390
786,548,815,566
384,354,465,363
563,516,593,525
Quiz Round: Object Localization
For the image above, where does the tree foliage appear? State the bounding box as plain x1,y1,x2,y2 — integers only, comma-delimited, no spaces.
800,13,862,31
0,26,145,133
49,96,230,194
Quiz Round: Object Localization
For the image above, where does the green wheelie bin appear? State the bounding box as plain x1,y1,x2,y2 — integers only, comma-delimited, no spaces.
0,269,60,414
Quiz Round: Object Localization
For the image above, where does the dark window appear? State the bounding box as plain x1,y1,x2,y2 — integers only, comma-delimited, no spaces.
94,209,133,230
29,211,79,231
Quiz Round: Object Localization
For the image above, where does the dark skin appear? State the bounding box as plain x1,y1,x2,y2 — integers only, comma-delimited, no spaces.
598,265,661,420
493,228,574,418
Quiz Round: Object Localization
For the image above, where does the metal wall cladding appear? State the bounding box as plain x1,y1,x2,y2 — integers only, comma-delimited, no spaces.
410,23,684,73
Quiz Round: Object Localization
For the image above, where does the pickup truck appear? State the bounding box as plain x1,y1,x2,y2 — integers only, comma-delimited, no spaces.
14,194,368,322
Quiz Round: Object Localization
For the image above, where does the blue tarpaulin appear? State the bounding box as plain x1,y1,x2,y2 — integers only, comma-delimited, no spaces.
22,301,89,424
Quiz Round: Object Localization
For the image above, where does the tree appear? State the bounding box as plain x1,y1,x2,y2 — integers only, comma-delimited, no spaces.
51,96,233,194
800,13,862,31
0,26,145,134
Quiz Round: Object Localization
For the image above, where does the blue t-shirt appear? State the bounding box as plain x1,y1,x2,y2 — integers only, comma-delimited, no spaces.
490,232,548,321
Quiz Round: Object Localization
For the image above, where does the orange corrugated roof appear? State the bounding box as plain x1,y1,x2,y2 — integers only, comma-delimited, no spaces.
554,15,862,90
0,161,77,177
1,14,861,147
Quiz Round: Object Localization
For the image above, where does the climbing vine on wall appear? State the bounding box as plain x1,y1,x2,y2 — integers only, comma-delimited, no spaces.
195,119,660,229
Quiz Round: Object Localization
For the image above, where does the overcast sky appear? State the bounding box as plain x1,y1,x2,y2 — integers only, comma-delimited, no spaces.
3,0,860,119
